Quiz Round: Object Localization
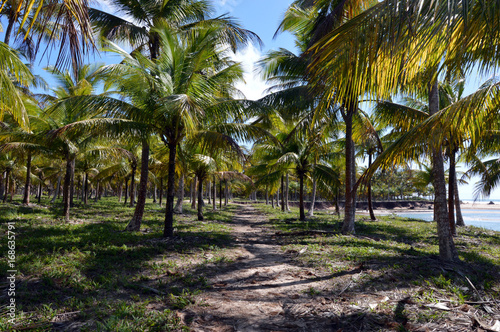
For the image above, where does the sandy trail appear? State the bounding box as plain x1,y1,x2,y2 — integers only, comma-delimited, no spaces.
185,204,335,332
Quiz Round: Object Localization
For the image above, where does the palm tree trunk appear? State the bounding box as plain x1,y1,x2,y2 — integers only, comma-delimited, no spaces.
191,177,197,209
307,176,317,217
299,172,305,221
281,175,285,212
124,179,129,206
153,183,157,203
454,177,464,226
197,175,204,221
63,155,74,222
212,175,217,210
335,189,340,216
3,169,10,203
51,176,61,203
341,103,357,234
38,180,42,204
0,172,4,201
265,185,269,205
448,149,456,235
127,140,149,231
94,181,100,202
367,153,376,221
118,182,123,202
129,164,136,207
23,151,32,205
70,159,75,207
164,143,177,237
207,181,211,204
285,173,290,211
159,178,163,207
429,81,458,262
219,179,222,209
3,16,15,45
84,173,89,205
174,174,184,213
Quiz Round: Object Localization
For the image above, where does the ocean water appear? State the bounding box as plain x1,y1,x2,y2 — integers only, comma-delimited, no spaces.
396,208,500,232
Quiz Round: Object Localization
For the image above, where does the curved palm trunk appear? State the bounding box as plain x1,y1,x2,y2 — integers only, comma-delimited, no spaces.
341,104,357,234
3,16,15,45
448,149,456,235
3,169,10,203
127,141,150,231
429,81,458,262
207,181,211,204
454,176,465,226
197,175,204,221
265,185,269,205
307,176,317,217
174,174,184,214
63,155,75,222
164,143,177,237
23,151,32,205
299,172,305,221
367,153,376,221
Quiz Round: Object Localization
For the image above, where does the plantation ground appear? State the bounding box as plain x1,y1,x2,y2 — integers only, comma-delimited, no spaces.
1,198,499,331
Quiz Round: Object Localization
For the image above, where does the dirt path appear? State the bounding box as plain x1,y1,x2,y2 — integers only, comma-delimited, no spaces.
184,204,336,332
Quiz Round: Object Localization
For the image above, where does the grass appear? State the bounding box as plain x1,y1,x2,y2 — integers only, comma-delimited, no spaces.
0,196,238,331
253,202,500,308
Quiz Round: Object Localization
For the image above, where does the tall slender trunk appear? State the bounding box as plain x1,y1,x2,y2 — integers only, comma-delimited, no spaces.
38,180,42,204
281,175,285,212
159,178,163,207
127,141,150,231
367,153,376,221
4,16,15,45
118,182,123,202
454,177,464,226
265,185,269,205
174,174,184,214
52,176,61,203
207,181,211,204
341,102,357,234
307,176,317,217
285,173,290,211
70,159,75,207
191,177,197,209
164,143,177,237
299,172,305,221
84,173,89,205
197,175,204,221
63,155,74,222
129,164,136,207
94,181,100,202
23,151,32,205
448,149,456,235
219,179,222,209
212,175,216,210
271,191,275,208
153,183,157,203
124,179,129,206
429,80,458,261
3,169,10,203
335,189,340,216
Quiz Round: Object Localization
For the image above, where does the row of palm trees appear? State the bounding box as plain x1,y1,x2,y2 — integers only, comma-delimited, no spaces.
1,0,500,262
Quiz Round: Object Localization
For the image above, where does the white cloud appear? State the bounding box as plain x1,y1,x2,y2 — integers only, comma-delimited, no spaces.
214,0,241,13
231,44,269,101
